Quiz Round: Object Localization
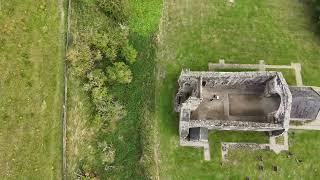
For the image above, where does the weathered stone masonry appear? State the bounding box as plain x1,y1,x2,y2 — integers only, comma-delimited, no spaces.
174,68,320,160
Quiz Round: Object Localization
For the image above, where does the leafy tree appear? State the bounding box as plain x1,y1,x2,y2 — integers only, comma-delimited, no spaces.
106,62,132,84
97,0,129,24
89,33,118,61
67,43,103,77
91,87,112,107
91,87,126,130
85,69,107,91
69,0,137,177
67,44,93,76
122,43,137,64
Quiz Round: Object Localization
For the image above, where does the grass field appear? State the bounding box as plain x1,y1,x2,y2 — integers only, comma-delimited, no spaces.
156,0,320,179
1,0,319,179
0,0,64,178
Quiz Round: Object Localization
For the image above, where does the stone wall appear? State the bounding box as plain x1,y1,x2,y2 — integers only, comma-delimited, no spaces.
188,120,283,131
175,70,292,143
290,87,320,120
264,73,292,130
181,71,275,89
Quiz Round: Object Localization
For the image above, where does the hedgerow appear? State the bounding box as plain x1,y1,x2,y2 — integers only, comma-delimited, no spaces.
67,0,136,178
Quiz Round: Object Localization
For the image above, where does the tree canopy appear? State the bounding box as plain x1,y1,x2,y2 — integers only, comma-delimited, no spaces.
106,62,132,84
67,0,136,178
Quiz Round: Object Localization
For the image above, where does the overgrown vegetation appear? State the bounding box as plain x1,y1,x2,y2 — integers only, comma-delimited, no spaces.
67,0,163,179
67,0,137,178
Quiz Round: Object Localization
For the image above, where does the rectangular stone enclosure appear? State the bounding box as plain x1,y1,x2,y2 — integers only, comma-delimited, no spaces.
175,70,292,143
175,64,320,160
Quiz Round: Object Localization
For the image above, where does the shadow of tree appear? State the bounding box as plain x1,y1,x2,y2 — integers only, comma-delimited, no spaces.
300,0,320,35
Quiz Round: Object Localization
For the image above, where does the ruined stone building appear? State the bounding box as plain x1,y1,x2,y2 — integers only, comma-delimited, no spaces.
174,69,320,158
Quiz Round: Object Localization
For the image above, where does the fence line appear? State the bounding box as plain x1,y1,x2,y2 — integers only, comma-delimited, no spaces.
62,0,72,179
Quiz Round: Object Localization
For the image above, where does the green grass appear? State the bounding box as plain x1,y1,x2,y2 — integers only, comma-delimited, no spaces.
0,0,64,178
268,68,296,85
215,68,257,72
105,1,164,179
277,69,296,86
275,136,285,145
156,0,320,179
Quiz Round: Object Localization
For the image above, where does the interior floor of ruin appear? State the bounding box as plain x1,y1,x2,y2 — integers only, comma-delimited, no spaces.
190,87,281,123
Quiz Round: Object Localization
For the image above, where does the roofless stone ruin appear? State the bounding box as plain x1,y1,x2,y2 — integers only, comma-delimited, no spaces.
174,67,320,160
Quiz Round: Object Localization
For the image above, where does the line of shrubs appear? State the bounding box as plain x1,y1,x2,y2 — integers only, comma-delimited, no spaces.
67,0,138,178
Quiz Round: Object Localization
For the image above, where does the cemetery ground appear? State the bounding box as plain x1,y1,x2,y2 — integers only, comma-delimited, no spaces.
155,0,320,179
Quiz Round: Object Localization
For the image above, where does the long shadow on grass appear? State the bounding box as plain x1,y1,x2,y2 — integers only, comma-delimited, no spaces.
158,69,180,136
301,0,320,36
99,32,157,179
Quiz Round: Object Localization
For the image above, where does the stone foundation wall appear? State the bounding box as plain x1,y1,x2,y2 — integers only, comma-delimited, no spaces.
176,70,292,143
188,120,283,131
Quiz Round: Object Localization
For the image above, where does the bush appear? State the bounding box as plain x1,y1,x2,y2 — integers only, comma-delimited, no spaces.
67,42,103,77
122,43,137,64
67,45,93,76
97,0,129,24
69,0,137,177
91,87,126,129
89,33,119,61
85,69,107,91
106,62,132,84
98,141,115,164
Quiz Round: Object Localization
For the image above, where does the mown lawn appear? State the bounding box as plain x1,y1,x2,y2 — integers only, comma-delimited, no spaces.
156,0,320,179
0,0,64,178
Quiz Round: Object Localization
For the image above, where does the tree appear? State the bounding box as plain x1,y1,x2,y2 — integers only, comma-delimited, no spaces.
90,87,126,131
85,69,107,91
106,62,132,84
67,44,93,77
89,33,118,61
70,0,136,178
97,0,129,24
121,43,137,64
67,42,103,77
